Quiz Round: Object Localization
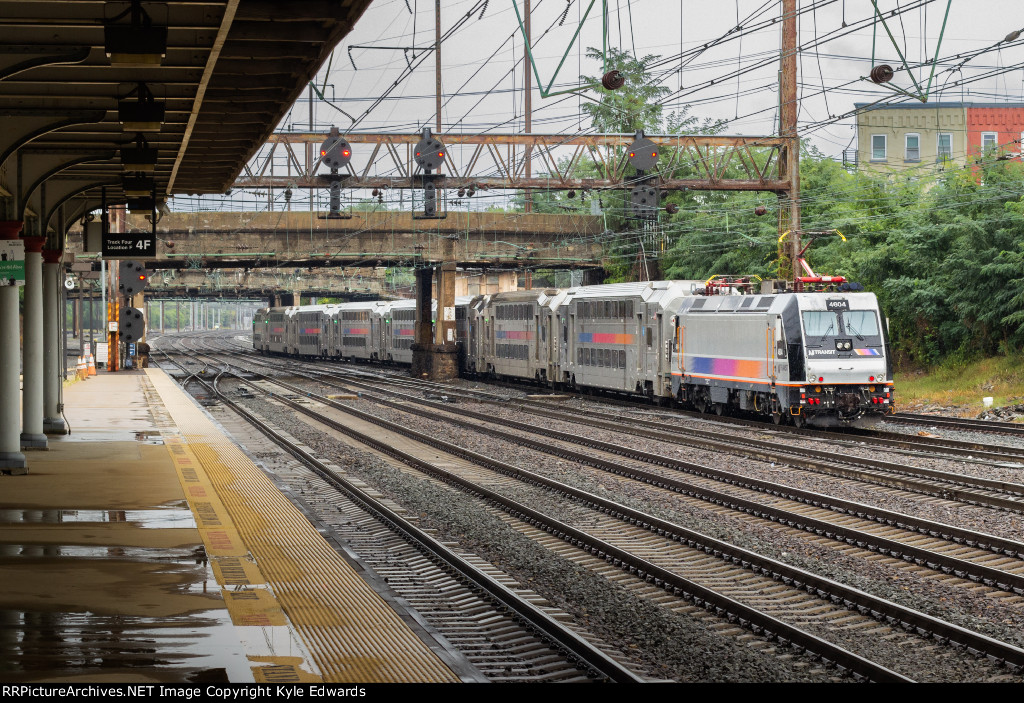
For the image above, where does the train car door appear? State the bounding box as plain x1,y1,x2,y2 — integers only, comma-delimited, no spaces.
655,312,664,381
636,309,645,376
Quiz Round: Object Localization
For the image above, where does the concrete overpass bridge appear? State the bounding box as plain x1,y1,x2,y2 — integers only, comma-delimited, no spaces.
67,209,607,271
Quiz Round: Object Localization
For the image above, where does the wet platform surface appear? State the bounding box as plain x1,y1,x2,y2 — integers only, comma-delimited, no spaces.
0,369,458,683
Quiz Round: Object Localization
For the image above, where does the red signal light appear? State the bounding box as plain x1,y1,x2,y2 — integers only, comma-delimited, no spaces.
438,151,445,158
629,151,636,158
320,150,326,156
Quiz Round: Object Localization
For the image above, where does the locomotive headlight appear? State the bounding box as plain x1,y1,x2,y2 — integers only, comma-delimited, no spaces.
814,386,821,393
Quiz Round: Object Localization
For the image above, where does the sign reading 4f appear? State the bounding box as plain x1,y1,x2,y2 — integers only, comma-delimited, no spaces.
102,233,156,259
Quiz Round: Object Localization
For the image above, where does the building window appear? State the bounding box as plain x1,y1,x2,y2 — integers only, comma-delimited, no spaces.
905,133,920,162
937,133,952,161
871,134,887,161
982,132,998,152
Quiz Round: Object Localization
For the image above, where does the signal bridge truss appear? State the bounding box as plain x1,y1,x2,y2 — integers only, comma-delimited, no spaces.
234,132,792,193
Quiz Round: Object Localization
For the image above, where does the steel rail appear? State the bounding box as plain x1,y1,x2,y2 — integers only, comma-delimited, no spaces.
233,362,1024,597
154,347,644,683
180,348,1024,679
225,371,913,682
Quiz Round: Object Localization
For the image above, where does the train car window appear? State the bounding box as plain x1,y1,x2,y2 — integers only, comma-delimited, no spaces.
577,348,582,365
646,327,653,348
619,350,626,369
802,311,839,337
844,310,879,336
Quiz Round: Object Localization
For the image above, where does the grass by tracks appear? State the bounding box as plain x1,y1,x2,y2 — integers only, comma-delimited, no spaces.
896,354,1024,418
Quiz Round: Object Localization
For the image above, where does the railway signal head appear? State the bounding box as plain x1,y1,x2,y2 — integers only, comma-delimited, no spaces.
319,133,352,170
118,260,150,297
119,306,146,343
423,180,437,217
414,130,446,172
631,184,660,220
627,136,659,172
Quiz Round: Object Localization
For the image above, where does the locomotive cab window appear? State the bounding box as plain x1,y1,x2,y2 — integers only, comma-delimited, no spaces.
802,311,839,338
843,310,880,337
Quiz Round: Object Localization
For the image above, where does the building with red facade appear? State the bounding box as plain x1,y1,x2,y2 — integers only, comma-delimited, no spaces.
855,102,1024,175
965,105,1024,157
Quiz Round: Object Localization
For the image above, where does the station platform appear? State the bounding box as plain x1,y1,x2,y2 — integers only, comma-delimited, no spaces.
0,368,459,684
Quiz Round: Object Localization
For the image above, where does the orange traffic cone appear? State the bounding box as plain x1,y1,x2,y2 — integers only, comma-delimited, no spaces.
87,354,96,376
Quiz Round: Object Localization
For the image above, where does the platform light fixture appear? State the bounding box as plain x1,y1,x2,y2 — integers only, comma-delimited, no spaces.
121,175,155,197
117,83,165,132
121,133,158,172
104,1,168,66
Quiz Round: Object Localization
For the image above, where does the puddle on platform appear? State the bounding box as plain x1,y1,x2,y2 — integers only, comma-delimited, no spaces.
0,508,196,528
0,551,253,682
0,606,252,682
135,430,165,445
0,544,207,560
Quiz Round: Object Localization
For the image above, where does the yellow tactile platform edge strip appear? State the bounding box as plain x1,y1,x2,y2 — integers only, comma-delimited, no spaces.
146,369,459,684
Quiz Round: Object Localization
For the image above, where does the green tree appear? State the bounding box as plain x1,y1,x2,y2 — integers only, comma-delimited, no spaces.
580,47,670,134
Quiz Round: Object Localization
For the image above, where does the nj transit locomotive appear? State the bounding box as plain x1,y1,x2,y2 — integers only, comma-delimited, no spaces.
253,280,894,427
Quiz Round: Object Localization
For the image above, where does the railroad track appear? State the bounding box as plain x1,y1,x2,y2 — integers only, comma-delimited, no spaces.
154,345,646,683
196,338,1024,516
189,346,1024,597
205,331,1024,464
889,412,1024,437
158,338,1024,682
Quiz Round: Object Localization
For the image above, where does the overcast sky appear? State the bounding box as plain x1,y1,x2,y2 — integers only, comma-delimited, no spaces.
187,2,1024,212
281,0,1024,157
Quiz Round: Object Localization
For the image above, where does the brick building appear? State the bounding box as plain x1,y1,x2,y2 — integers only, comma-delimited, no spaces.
854,102,1024,175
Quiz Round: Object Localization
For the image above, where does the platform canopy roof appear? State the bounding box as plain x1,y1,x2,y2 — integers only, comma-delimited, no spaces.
0,0,372,240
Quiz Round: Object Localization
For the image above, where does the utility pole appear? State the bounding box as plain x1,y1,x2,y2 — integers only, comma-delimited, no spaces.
779,0,801,287
524,0,532,213
435,0,442,136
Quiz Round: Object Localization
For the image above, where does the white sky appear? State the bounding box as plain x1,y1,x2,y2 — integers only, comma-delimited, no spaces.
180,1,1024,212
285,0,1024,157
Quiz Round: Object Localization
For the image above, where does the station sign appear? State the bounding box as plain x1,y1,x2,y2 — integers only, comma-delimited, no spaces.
102,232,155,259
0,239,25,286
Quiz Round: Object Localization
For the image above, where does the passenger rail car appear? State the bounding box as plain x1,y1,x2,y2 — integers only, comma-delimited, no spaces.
253,281,894,427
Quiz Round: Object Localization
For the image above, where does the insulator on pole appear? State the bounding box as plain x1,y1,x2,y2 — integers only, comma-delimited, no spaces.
870,64,894,84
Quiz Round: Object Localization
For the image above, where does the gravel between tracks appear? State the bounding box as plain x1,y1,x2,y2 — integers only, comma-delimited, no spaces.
230,389,841,683
269,375,1024,663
